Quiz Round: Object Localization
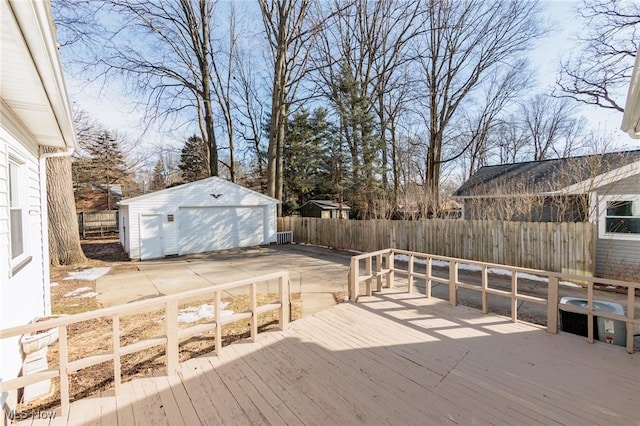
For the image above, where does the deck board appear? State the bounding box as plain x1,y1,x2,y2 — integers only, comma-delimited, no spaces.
21,290,640,425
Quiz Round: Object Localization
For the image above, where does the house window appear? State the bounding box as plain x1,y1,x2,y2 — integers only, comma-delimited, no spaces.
606,200,640,234
8,159,30,273
600,196,640,240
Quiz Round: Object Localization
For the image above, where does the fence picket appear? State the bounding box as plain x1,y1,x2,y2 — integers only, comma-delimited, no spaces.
278,218,596,275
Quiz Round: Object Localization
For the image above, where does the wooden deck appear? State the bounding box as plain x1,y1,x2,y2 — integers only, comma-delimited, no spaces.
22,290,640,425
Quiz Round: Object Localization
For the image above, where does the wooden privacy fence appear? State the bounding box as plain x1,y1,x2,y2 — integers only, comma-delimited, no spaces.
278,217,595,275
0,271,290,416
348,249,639,354
77,210,119,237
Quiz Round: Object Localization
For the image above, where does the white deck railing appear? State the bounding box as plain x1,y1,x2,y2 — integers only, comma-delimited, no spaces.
348,249,639,354
0,271,290,415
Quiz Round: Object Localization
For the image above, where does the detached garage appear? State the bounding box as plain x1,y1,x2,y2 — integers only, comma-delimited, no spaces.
118,177,279,260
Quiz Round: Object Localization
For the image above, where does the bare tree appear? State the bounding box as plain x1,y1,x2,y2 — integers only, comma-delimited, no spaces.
259,0,317,211
554,0,640,111
415,0,545,212
519,95,585,161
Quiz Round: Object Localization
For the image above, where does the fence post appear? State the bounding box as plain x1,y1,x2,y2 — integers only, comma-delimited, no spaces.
449,261,457,307
426,257,432,298
59,325,69,416
376,253,383,292
365,257,372,296
547,276,558,334
113,313,121,394
408,254,414,293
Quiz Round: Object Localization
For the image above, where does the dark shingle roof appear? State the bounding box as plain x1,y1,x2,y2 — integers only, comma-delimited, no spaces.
454,150,640,197
302,200,351,210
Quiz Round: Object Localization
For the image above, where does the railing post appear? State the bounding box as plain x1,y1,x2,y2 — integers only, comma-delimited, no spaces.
449,261,457,307
113,313,121,393
426,258,432,298
408,254,414,294
626,288,635,354
166,300,179,374
386,251,395,288
215,290,222,356
587,283,594,344
349,258,359,302
279,274,289,331
547,276,559,334
376,254,383,292
511,272,518,323
365,257,372,296
250,283,258,342
59,325,69,416
481,266,488,314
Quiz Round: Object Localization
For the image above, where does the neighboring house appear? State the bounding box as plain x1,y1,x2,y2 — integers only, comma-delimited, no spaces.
299,200,351,219
75,183,123,211
1,0,78,410
118,177,279,260
453,151,640,277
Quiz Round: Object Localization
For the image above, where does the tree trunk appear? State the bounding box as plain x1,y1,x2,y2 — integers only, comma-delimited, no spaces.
44,147,86,266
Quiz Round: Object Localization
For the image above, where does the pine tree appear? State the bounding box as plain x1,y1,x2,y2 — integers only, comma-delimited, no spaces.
149,159,166,191
179,135,210,183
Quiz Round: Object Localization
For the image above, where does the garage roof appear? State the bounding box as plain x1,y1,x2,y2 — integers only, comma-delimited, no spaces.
119,176,279,205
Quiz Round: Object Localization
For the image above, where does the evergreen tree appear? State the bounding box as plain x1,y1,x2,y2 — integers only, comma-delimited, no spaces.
179,135,210,183
149,159,166,191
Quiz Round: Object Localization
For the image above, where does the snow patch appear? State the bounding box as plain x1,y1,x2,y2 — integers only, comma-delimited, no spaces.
177,303,234,323
78,292,98,298
50,282,59,287
64,287,93,298
64,267,111,281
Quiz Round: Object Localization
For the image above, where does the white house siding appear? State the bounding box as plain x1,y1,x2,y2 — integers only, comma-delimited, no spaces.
595,175,640,276
119,177,278,260
1,127,48,408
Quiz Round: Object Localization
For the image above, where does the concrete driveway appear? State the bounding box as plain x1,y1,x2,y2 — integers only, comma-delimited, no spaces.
96,244,352,316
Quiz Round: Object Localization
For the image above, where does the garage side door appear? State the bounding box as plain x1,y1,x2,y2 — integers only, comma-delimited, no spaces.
178,207,264,255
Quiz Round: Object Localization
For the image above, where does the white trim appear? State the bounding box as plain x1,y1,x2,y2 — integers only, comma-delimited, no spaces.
552,161,640,195
597,194,640,241
7,155,30,273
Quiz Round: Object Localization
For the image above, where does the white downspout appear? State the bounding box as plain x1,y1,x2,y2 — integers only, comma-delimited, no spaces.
39,147,75,315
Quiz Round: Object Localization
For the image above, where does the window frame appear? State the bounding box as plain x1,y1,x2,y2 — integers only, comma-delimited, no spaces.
8,155,31,275
598,195,640,241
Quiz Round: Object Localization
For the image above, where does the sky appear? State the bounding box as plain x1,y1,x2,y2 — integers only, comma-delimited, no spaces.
62,0,640,168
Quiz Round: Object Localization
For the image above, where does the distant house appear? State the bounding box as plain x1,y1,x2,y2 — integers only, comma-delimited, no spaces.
299,200,350,219
453,151,640,277
1,0,78,410
119,177,278,260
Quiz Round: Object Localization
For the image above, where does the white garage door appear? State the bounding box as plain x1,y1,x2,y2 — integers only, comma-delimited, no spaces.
178,207,264,255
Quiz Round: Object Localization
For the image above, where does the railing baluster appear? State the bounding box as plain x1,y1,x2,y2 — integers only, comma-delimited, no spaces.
426,257,432,298
481,266,488,314
408,254,414,294
215,290,222,356
365,257,372,296
587,283,594,344
627,288,635,354
386,251,394,288
113,313,121,393
59,325,69,416
547,276,558,334
279,276,289,331
511,271,518,323
376,254,383,292
166,300,179,375
449,261,458,307
349,258,359,302
250,283,257,342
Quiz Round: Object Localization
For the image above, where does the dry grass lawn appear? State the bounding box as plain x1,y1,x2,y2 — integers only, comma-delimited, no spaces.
17,239,306,415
